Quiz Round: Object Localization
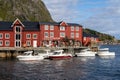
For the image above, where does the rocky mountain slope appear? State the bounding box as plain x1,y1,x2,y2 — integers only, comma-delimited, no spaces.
0,0,53,22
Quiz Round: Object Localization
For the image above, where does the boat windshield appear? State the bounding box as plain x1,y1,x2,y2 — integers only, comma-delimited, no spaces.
53,52,61,55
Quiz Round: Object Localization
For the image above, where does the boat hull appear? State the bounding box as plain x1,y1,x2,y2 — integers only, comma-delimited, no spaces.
49,56,72,59
97,52,115,56
75,53,95,57
17,56,44,61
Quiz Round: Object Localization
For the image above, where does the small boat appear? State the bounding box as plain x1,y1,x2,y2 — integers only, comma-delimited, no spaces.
38,49,53,59
97,48,115,56
75,48,96,57
17,51,44,61
48,50,72,59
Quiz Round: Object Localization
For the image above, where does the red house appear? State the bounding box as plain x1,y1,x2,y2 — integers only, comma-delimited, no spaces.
0,18,83,48
83,32,99,46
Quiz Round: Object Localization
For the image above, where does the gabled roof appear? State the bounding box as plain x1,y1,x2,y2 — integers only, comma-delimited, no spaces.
11,18,25,27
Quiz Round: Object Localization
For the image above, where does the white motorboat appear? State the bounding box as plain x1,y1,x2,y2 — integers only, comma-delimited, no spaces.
97,48,115,56
48,50,73,59
38,49,53,59
17,51,44,61
75,48,96,57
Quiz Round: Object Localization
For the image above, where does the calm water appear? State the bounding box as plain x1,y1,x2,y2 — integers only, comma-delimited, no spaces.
0,45,120,80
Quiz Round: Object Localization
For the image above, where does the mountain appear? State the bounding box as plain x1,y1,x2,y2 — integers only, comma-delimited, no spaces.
0,0,53,22
84,28,115,41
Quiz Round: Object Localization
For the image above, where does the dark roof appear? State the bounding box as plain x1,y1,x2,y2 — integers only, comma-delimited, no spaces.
39,22,58,25
39,22,82,27
22,22,40,31
0,22,13,30
83,32,98,38
0,21,82,31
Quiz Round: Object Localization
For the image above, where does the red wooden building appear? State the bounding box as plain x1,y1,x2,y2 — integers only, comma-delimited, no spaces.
83,32,99,46
0,18,83,48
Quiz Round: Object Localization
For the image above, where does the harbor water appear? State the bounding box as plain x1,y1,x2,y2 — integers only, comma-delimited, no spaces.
0,45,120,80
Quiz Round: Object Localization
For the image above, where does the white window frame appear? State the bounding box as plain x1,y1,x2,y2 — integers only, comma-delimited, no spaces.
45,25,49,30
26,34,31,39
44,32,49,38
0,33,3,39
76,33,79,38
76,26,79,31
50,32,54,38
60,32,65,37
0,40,3,46
33,34,37,39
15,26,21,33
5,40,10,46
60,26,65,31
50,25,54,30
26,40,31,47
71,26,74,31
71,32,74,38
5,33,10,39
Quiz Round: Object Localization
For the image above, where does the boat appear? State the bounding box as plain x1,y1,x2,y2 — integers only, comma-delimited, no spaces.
38,49,53,59
17,51,44,61
75,48,96,57
97,48,115,56
48,50,72,59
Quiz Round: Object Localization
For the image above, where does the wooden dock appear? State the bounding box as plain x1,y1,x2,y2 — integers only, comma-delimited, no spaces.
0,46,91,59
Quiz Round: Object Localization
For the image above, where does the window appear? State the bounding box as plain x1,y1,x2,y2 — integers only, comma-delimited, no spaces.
5,40,10,46
5,33,10,39
76,33,79,38
33,34,37,39
16,41,21,47
0,40,3,46
44,32,48,38
71,33,74,38
16,34,21,40
26,41,31,46
0,33,3,39
71,26,74,31
84,37,86,41
60,26,65,31
60,32,65,37
26,34,31,39
50,32,54,37
76,26,79,31
50,25,54,30
16,26,21,32
45,25,49,30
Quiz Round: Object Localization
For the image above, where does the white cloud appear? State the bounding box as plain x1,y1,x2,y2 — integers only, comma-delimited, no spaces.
42,0,120,39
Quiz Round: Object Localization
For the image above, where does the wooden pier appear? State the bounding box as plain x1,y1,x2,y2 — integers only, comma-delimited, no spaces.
0,46,97,59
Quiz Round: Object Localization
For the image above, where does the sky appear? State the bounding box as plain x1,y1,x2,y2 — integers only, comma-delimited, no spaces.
42,0,120,39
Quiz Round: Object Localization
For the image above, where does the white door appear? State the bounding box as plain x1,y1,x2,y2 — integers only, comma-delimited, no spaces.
33,40,37,47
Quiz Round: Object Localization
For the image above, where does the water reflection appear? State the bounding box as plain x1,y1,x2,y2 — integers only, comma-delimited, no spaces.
99,55,115,59
77,56,96,62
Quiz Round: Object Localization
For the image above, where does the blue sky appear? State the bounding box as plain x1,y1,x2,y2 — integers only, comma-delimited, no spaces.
42,0,120,39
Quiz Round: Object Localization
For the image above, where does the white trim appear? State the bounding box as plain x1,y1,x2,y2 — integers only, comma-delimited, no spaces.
33,34,37,39
60,21,68,26
11,18,25,27
0,40,3,46
26,34,31,39
50,25,54,30
26,40,31,47
5,33,10,39
5,40,10,46
0,33,3,39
